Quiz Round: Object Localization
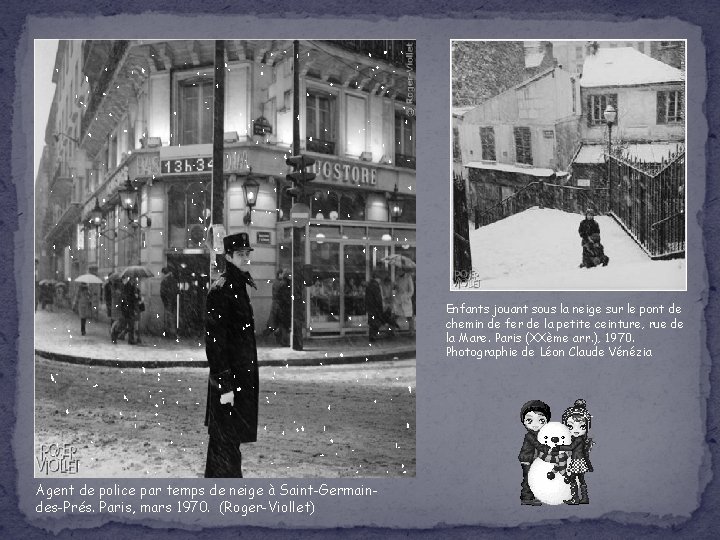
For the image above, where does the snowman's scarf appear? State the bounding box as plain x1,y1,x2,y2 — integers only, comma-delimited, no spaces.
537,447,570,474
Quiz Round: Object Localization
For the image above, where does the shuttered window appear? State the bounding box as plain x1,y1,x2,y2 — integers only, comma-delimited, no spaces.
480,127,496,161
513,127,532,165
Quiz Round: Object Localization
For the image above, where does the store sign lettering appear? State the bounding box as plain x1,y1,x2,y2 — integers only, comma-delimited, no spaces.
161,157,213,174
134,155,160,177
313,160,377,186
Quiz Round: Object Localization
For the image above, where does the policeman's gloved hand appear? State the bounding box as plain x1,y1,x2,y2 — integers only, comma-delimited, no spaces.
220,391,235,407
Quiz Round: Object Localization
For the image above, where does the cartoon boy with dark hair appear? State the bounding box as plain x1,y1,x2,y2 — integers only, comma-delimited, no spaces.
518,400,551,505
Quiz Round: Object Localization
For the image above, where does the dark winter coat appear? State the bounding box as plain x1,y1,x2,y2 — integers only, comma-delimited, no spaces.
554,434,594,472
120,279,140,319
204,262,259,445
365,278,384,320
275,277,292,330
110,283,123,320
160,273,178,307
578,218,600,241
518,430,549,463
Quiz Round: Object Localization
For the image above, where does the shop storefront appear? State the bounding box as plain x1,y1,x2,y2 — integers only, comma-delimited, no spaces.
276,154,416,336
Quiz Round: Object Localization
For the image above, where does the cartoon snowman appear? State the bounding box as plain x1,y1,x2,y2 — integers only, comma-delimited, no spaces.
527,422,573,505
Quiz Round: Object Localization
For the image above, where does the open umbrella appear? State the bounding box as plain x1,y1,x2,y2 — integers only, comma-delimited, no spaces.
107,272,122,283
381,254,416,269
75,274,104,284
38,279,58,286
121,265,154,279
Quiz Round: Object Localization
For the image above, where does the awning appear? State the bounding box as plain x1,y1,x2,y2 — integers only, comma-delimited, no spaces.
464,161,558,178
573,142,684,165
44,202,82,244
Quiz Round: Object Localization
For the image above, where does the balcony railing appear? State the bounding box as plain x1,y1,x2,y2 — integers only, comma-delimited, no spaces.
325,40,410,68
81,41,130,138
306,138,336,155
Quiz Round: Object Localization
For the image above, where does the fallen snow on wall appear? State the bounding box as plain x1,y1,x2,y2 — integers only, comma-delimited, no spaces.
457,207,686,291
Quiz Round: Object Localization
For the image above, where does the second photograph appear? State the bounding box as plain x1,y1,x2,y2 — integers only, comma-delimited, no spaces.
451,40,686,291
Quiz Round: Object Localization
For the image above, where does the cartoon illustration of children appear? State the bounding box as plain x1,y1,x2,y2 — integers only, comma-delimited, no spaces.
553,398,594,505
518,400,552,505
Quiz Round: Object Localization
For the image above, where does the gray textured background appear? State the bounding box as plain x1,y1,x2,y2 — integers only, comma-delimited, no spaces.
16,14,706,531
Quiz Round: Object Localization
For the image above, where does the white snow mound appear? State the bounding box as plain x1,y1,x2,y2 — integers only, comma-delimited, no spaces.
459,207,685,291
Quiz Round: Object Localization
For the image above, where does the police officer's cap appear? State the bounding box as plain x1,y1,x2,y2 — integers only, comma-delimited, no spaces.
223,232,254,252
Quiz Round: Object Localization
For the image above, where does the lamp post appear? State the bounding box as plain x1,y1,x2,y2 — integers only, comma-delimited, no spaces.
86,198,105,270
603,104,617,213
241,171,260,225
388,184,404,222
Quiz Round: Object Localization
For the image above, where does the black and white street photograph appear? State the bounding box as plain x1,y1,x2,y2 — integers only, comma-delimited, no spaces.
452,40,686,290
34,39,416,477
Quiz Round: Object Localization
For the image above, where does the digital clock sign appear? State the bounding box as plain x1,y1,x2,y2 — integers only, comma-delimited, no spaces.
161,157,213,174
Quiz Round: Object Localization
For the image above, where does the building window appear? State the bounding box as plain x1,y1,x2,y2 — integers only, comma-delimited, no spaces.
513,127,532,165
657,90,684,124
571,78,577,113
480,127,496,161
178,78,214,145
168,182,211,249
306,89,336,154
395,110,415,169
586,94,618,126
346,95,367,157
453,127,460,160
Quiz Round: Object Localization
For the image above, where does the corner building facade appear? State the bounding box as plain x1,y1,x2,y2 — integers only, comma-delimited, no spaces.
39,40,416,336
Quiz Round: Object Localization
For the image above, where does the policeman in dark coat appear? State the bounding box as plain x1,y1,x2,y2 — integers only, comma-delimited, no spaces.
204,232,259,478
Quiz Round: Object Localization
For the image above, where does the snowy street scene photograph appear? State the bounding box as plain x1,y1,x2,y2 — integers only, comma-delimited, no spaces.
451,40,686,291
34,39,416,478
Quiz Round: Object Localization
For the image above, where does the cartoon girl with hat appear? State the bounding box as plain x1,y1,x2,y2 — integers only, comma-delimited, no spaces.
553,398,594,504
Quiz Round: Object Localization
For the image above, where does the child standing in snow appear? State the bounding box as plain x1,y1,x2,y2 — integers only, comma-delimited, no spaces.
578,209,609,268
552,399,594,504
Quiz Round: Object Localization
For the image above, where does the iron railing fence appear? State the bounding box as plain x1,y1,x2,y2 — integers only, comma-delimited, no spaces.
453,173,472,283
608,150,685,258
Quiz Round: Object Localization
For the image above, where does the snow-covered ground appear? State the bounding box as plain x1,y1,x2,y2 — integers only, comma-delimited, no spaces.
455,207,686,291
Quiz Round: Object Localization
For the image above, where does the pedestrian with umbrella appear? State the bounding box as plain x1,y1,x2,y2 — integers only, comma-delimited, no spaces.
72,283,93,336
382,254,416,335
112,275,141,345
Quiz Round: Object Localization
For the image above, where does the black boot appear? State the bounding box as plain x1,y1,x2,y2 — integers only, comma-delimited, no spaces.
564,481,579,505
578,482,589,504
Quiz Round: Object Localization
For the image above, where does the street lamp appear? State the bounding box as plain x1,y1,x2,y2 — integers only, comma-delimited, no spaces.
603,104,617,212
87,198,104,229
241,170,260,225
388,183,404,222
118,178,139,219
118,178,151,229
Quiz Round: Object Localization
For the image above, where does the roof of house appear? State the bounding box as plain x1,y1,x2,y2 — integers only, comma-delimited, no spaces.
573,142,684,164
580,47,684,88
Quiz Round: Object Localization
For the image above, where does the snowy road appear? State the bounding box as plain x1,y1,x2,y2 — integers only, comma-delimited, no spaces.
457,207,686,291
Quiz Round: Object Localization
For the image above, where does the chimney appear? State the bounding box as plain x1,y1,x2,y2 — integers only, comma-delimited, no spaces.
540,41,557,69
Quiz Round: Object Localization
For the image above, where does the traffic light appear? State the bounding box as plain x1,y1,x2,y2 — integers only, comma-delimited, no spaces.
284,155,317,199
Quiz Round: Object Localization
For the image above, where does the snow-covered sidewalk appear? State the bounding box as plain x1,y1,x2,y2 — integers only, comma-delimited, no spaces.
457,207,686,291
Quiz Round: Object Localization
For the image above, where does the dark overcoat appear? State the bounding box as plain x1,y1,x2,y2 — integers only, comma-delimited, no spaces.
365,278,384,321
204,263,259,446
578,218,600,241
